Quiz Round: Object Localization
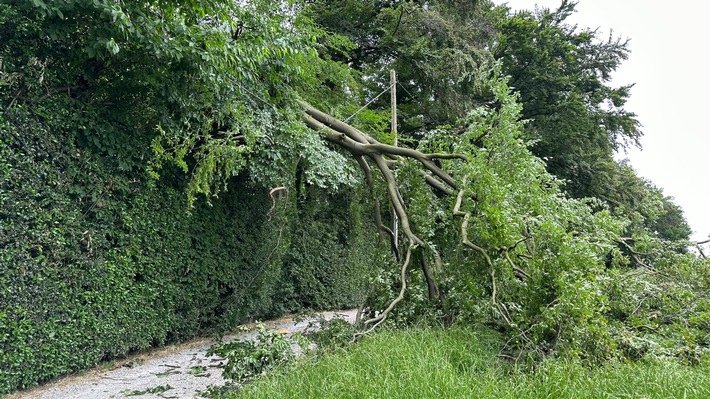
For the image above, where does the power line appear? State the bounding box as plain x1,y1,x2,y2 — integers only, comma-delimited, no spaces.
343,82,396,123
397,81,416,102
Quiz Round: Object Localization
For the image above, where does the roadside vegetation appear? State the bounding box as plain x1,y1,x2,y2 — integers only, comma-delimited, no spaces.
211,327,710,399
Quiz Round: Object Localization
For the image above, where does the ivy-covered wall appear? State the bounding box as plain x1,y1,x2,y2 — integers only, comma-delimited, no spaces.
0,107,379,394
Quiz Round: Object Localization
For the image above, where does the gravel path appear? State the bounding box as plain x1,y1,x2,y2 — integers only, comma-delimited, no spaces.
8,310,357,399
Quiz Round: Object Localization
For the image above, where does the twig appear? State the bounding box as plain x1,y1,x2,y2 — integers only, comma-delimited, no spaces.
267,186,287,220
355,243,416,338
5,89,22,113
452,181,512,325
617,238,669,277
503,248,530,280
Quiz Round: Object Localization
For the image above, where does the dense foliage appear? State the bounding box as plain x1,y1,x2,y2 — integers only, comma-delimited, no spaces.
1,0,707,395
0,0,380,393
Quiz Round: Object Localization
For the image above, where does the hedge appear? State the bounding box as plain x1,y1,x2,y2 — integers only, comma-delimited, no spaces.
0,106,379,394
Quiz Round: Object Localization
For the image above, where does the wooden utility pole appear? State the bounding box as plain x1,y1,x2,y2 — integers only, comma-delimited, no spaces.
391,69,399,256
391,70,397,147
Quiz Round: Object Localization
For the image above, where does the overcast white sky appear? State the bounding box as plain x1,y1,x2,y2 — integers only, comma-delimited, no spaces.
502,0,709,241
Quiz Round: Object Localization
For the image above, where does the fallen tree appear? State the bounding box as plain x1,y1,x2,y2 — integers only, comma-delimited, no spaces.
286,78,637,359
300,97,533,334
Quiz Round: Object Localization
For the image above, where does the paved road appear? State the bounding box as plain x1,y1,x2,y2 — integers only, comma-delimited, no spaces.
8,310,357,399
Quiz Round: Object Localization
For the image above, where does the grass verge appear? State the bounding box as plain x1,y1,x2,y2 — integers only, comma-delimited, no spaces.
222,327,710,399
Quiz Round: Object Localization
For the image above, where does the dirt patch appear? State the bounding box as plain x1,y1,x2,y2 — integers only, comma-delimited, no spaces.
7,310,357,399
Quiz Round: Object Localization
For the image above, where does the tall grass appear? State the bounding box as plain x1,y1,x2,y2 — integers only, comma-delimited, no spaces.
228,327,710,399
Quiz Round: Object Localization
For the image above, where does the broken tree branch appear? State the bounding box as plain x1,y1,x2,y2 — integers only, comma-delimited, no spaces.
453,180,513,326
356,242,416,337
301,102,474,333
302,108,460,190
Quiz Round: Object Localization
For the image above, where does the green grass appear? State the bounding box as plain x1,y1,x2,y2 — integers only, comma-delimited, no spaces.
226,328,710,399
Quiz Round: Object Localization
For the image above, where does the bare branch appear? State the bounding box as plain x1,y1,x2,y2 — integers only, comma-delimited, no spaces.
354,155,372,185
356,243,416,337
418,171,454,195
453,183,513,325
503,248,531,280
371,154,424,246
299,100,372,144
424,153,470,161
453,186,493,266
618,237,652,256
5,89,23,113
302,103,473,332
617,239,670,278
420,255,440,301
302,107,459,189
357,142,459,189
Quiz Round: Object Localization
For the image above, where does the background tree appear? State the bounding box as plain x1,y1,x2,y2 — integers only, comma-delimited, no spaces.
492,1,690,241
495,0,641,197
